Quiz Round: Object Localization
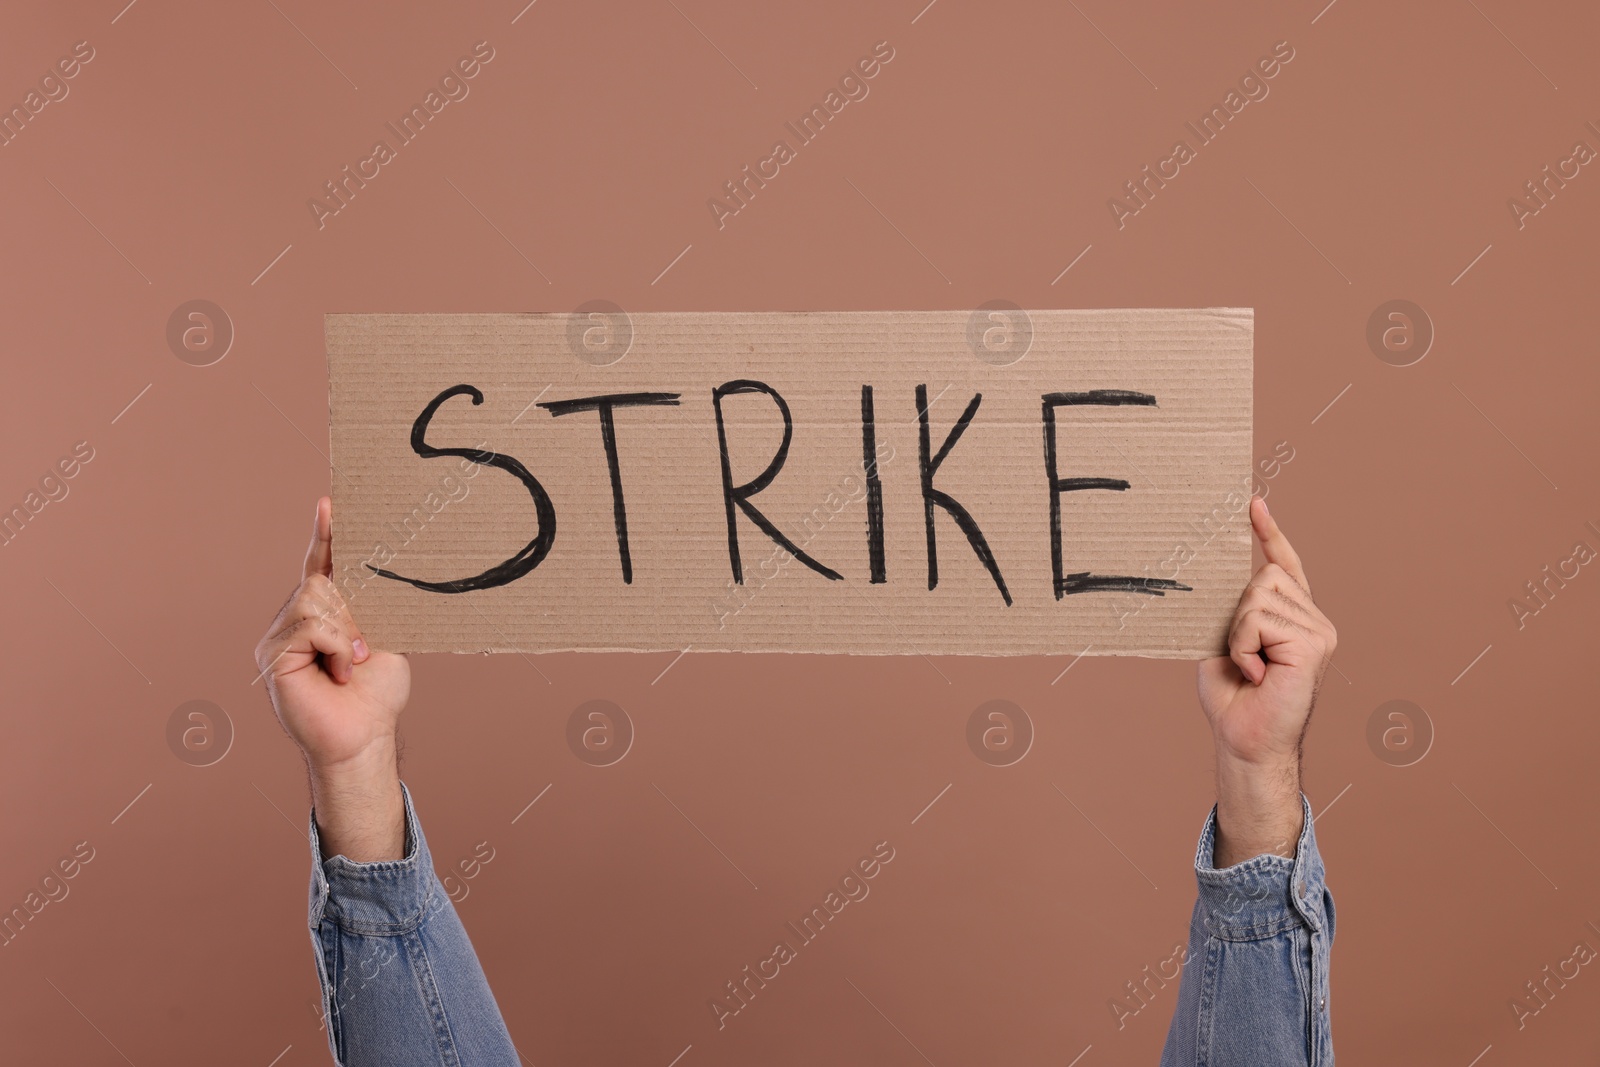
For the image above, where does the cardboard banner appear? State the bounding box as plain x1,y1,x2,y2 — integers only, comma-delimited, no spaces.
326,309,1252,658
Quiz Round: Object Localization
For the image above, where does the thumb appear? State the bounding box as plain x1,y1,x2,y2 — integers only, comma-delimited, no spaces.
303,496,333,580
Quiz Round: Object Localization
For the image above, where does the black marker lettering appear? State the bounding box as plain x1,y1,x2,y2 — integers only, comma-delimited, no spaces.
1058,573,1193,595
917,384,1011,606
540,392,680,584
1041,390,1191,600
369,384,556,593
712,380,842,583
861,384,886,584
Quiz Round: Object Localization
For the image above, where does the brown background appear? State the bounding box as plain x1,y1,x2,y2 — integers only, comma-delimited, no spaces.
2,1,1596,1064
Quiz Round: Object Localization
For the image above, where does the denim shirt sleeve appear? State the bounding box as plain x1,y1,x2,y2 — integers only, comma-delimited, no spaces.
307,782,520,1067
1160,795,1335,1066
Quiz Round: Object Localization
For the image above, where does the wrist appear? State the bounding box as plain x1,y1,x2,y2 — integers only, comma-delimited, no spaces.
306,733,399,793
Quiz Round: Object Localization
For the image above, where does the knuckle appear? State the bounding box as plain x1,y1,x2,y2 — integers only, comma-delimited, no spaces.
271,619,306,646
1269,587,1308,614
1261,608,1300,632
289,589,322,618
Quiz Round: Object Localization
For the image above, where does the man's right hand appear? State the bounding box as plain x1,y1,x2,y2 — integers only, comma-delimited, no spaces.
255,496,411,861
1198,497,1335,867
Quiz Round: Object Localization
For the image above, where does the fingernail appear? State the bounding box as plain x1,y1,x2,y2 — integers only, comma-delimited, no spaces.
353,638,369,661
1258,496,1269,515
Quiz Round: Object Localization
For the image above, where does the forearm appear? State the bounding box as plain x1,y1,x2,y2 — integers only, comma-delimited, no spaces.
1213,751,1303,867
308,739,405,862
308,783,519,1066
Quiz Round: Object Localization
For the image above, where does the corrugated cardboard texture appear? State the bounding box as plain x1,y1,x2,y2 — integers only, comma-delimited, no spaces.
326,309,1251,657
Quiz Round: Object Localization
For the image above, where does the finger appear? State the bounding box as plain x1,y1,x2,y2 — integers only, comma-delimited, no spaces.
302,610,355,683
258,611,354,683
1251,496,1310,595
1228,607,1316,686
261,578,359,681
1246,566,1320,621
300,573,372,668
1229,618,1266,686
303,496,333,581
310,573,370,664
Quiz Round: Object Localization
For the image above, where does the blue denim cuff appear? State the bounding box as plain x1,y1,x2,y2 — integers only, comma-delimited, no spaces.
1192,794,1327,940
307,781,436,936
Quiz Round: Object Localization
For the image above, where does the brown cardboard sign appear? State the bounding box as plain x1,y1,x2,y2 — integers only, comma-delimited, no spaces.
326,309,1252,658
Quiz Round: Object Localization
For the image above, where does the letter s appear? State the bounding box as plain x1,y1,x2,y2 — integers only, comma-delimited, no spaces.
369,385,556,593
